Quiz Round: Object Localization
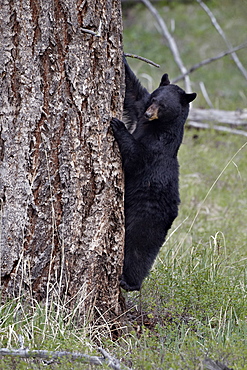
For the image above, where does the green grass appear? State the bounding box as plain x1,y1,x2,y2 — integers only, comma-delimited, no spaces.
1,1,247,369
0,298,99,369
109,129,247,369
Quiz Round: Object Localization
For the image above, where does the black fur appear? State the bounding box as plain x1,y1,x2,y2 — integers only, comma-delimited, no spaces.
111,59,196,291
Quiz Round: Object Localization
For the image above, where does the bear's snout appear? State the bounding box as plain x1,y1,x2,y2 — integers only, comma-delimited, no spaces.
144,104,159,120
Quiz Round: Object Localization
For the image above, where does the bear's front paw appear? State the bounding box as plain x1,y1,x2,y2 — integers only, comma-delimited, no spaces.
111,117,125,132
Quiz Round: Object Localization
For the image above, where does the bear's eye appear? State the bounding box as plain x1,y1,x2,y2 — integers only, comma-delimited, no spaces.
161,102,167,109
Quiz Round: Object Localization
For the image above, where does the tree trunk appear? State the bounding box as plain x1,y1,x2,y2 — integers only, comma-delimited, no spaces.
0,0,125,321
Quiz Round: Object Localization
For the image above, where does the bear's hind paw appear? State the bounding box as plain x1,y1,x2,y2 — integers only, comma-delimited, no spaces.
120,277,141,292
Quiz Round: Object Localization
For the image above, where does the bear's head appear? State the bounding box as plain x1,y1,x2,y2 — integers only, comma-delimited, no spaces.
144,74,196,123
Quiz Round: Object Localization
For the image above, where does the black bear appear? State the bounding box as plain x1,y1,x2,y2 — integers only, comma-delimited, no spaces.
111,59,196,291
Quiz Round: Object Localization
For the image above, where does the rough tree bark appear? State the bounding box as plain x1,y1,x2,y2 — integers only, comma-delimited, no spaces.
0,0,125,321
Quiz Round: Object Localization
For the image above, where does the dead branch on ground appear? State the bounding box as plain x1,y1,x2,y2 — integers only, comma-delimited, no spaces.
189,108,247,126
188,108,247,137
0,347,132,370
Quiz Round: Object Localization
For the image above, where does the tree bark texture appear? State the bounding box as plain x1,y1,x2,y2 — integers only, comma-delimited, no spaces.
0,0,125,319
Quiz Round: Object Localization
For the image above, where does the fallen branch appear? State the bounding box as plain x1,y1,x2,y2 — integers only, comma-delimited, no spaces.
98,347,131,370
189,108,247,126
196,0,247,81
188,108,247,137
203,357,233,370
124,53,160,68
0,348,102,365
188,121,247,137
173,43,247,83
0,347,132,370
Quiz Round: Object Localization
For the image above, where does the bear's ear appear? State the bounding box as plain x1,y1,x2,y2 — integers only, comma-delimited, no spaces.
181,92,197,104
159,73,170,87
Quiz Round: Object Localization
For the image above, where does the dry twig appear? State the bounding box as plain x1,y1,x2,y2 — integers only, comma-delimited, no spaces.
141,0,192,92
98,347,132,370
199,81,214,108
196,0,247,81
124,53,160,68
173,43,247,83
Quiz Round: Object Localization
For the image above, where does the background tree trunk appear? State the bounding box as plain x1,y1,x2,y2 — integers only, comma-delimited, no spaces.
0,0,125,320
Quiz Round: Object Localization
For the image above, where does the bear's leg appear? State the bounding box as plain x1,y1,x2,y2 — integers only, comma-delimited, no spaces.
120,219,166,291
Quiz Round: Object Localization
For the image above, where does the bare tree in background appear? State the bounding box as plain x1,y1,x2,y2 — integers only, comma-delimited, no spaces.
140,0,247,135
0,0,125,322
